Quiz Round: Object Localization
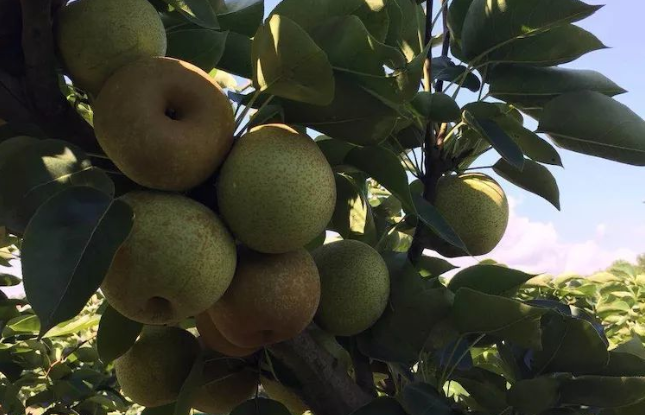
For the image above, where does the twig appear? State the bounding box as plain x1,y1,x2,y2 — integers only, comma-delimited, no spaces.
350,338,377,397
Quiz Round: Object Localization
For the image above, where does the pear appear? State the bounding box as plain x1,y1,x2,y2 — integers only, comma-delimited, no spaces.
260,376,309,415
434,173,509,257
217,124,336,253
55,0,166,95
115,326,199,407
196,312,259,357
101,192,237,325
192,357,257,414
94,57,234,191
209,247,320,348
313,240,390,336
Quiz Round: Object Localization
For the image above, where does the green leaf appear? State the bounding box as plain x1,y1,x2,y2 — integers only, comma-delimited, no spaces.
560,376,645,408
174,352,205,415
415,256,457,277
507,376,564,415
431,57,481,92
230,398,292,415
217,0,264,37
488,65,625,115
447,0,475,44
508,127,563,166
164,15,228,72
2,314,40,337
460,0,601,59
97,306,142,363
163,0,220,29
533,312,610,374
330,174,377,245
252,14,335,105
142,403,175,415
22,187,133,336
402,382,453,415
494,158,561,210
388,0,424,61
487,24,606,66
282,75,400,145
270,0,369,33
412,92,461,122
414,195,468,254
351,397,407,415
463,110,525,170
452,288,547,349
448,265,535,296
316,137,356,166
539,91,645,166
45,314,101,338
598,351,645,377
354,1,389,43
217,31,253,78
0,274,20,286
0,139,114,233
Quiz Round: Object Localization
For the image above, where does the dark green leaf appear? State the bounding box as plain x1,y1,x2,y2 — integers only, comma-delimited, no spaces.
330,174,377,245
447,0,475,44
315,137,356,166
453,288,547,349
487,24,606,66
402,382,453,415
217,0,263,37
351,396,407,415
507,376,564,415
431,57,480,92
414,195,468,253
463,111,525,170
0,274,20,286
2,314,40,337
217,31,253,78
230,398,291,415
494,158,560,209
0,139,114,233
560,376,645,408
416,256,457,277
163,0,219,29
252,15,335,105
97,305,143,363
22,187,133,336
539,91,645,166
142,403,176,415
460,0,601,59
509,128,563,166
412,92,461,122
270,0,370,33
174,352,205,415
598,351,645,377
165,17,228,71
448,265,535,296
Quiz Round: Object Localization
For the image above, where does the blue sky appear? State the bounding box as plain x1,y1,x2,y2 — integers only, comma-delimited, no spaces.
262,0,644,273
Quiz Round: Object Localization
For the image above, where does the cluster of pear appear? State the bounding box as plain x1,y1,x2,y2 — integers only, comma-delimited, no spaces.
55,0,391,412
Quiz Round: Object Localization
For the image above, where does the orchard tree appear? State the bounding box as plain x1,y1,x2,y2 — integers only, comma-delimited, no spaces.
1,0,645,415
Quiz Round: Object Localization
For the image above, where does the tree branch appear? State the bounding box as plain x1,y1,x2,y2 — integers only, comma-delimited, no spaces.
350,339,377,398
269,329,371,415
18,0,102,153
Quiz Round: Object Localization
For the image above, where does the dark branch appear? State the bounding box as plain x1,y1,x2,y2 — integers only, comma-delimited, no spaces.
435,1,451,94
19,0,102,153
350,339,377,397
269,329,371,415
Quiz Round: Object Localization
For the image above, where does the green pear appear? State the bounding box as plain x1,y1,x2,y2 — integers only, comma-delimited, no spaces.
191,357,257,414
101,192,237,325
115,326,199,407
94,57,234,191
434,173,509,257
313,240,390,336
55,0,166,95
260,376,309,415
217,124,336,253
208,247,320,348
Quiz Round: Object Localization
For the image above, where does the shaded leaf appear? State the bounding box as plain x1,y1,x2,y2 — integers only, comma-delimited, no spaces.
431,57,480,92
560,376,645,408
416,256,457,277
494,158,561,209
97,306,143,363
252,14,334,105
164,14,228,71
316,137,356,166
217,31,253,78
174,352,205,415
402,382,453,415
22,187,133,336
351,396,407,415
463,110,525,170
163,0,219,29
412,92,461,122
507,375,564,415
230,398,291,415
330,174,377,245
217,0,264,37
0,274,20,286
448,265,535,296
539,91,645,166
414,195,468,254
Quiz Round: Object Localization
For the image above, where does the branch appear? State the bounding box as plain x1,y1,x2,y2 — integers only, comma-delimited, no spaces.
19,0,102,153
269,329,371,415
350,339,377,397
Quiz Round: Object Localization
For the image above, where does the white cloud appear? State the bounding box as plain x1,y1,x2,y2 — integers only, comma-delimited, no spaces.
432,197,641,276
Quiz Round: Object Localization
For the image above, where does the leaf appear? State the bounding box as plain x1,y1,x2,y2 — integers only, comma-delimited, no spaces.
539,91,645,166
460,0,601,59
270,0,369,33
230,398,291,415
509,127,563,166
252,14,335,105
2,314,40,337
431,57,481,92
164,15,228,72
174,352,205,415
217,0,264,37
412,92,461,122
351,397,407,415
488,65,625,115
0,139,114,233
331,174,377,245
507,376,564,415
316,137,356,166
402,382,453,415
142,403,175,415
414,195,468,253
416,256,457,277
533,312,610,374
560,376,645,408
447,0,475,44
282,75,400,145
448,265,535,296
0,274,20,286
22,187,133,336
217,31,253,78
494,158,560,209
163,0,220,29
97,306,143,363
463,110,525,170
487,24,606,66
452,288,547,349
44,314,101,338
